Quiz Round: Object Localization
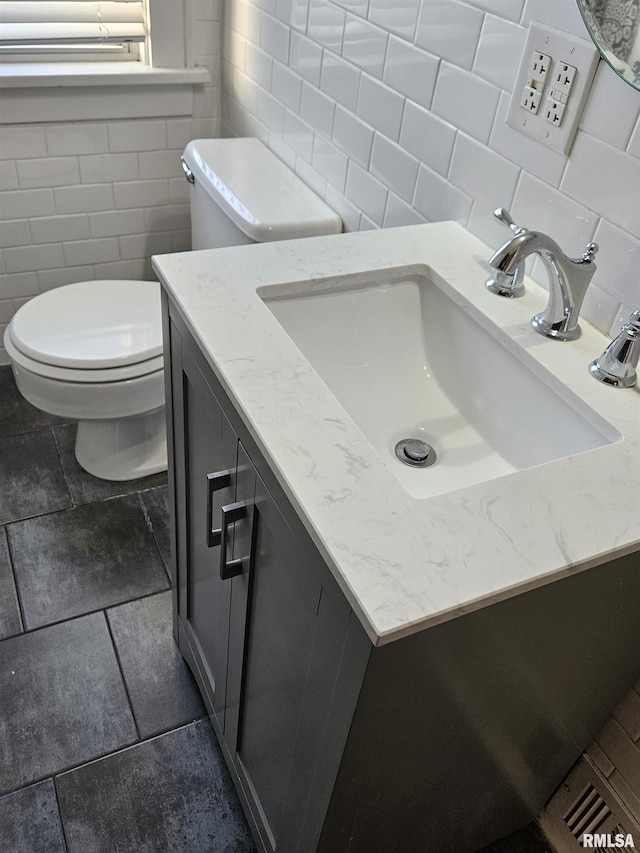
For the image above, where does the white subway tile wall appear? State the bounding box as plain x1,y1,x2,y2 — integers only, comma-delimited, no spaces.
219,0,639,338
1,0,639,368
0,4,222,364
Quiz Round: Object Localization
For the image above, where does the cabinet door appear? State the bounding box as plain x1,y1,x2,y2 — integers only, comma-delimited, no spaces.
179,348,237,729
168,315,358,853
230,469,352,853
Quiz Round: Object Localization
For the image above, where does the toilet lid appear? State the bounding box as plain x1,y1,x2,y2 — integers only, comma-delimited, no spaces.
9,280,162,369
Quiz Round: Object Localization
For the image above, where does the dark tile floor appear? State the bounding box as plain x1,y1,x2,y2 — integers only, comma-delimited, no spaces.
0,365,255,852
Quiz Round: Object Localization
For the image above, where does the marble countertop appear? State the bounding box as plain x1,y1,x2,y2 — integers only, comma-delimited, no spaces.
153,222,640,646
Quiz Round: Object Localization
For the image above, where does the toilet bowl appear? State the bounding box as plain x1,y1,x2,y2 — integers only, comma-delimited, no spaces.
4,279,166,481
4,138,341,481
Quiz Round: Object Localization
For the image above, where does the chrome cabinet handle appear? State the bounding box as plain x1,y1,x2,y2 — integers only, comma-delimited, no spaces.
219,502,248,580
206,470,231,547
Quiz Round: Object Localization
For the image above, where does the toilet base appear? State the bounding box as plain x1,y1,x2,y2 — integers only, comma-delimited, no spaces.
75,407,168,481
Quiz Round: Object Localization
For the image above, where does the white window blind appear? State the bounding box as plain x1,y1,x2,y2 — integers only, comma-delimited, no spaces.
0,1,147,57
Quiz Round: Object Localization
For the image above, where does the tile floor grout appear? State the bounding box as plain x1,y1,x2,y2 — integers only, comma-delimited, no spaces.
4,529,26,637
0,585,179,644
51,778,71,853
103,609,143,742
0,705,212,803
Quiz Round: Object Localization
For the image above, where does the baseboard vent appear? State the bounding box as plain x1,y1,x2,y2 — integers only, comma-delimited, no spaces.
540,756,640,853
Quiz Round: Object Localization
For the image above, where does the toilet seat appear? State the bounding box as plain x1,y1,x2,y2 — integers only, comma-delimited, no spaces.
8,279,162,372
3,277,166,431
5,330,164,383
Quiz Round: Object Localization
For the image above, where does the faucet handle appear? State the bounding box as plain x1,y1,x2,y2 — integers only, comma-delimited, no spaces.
493,207,526,235
582,242,598,263
486,207,526,298
629,308,640,330
589,308,640,388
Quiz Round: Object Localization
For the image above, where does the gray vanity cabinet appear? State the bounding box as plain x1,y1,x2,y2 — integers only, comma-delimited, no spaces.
165,304,365,853
163,293,640,853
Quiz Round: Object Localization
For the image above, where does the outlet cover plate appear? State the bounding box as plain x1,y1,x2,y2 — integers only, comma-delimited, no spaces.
507,22,599,155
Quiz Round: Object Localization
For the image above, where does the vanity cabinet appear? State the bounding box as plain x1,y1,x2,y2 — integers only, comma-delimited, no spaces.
163,293,640,853
165,305,367,853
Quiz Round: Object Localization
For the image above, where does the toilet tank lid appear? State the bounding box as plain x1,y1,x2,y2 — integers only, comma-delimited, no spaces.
182,138,342,243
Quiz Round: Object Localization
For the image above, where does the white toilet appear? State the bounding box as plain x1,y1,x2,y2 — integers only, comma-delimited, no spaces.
4,138,341,481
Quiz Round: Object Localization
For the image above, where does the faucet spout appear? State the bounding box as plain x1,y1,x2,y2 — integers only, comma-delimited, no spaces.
489,231,560,275
489,231,598,341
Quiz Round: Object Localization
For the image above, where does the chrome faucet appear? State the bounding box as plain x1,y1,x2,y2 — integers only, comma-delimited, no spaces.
589,309,640,388
489,230,598,341
485,208,526,298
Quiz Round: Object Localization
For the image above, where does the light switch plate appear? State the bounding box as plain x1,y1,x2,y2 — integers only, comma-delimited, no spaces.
506,22,599,155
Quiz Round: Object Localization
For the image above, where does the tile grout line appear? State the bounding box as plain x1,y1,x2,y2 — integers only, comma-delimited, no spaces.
0,712,210,803
103,608,142,743
0,480,163,529
0,717,211,801
136,490,171,583
3,524,27,637
0,587,171,647
50,423,75,509
0,738,136,802
51,776,72,853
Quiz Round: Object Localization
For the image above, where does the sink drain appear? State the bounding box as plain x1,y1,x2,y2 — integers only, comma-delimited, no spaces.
394,438,437,468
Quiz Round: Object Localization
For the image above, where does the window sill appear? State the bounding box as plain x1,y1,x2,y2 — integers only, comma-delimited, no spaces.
0,62,212,123
0,62,210,88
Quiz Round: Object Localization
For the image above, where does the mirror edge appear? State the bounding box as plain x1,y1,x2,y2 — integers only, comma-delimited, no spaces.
576,0,640,92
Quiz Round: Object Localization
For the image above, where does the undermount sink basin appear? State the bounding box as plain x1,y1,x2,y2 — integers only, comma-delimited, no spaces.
261,270,620,499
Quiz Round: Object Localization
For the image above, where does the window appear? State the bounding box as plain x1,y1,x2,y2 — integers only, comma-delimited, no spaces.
0,0,209,123
0,1,149,63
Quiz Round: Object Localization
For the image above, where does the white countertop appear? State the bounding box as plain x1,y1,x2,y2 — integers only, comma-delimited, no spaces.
153,222,640,646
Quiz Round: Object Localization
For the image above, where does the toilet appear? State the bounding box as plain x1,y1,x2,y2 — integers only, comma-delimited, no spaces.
4,138,342,481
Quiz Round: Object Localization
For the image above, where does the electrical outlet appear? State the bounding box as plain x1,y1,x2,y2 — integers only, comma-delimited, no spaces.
506,22,599,155
521,86,542,113
551,61,576,100
527,51,551,88
544,98,566,126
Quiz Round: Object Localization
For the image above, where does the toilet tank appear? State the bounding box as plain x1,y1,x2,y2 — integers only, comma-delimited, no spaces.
182,138,342,251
